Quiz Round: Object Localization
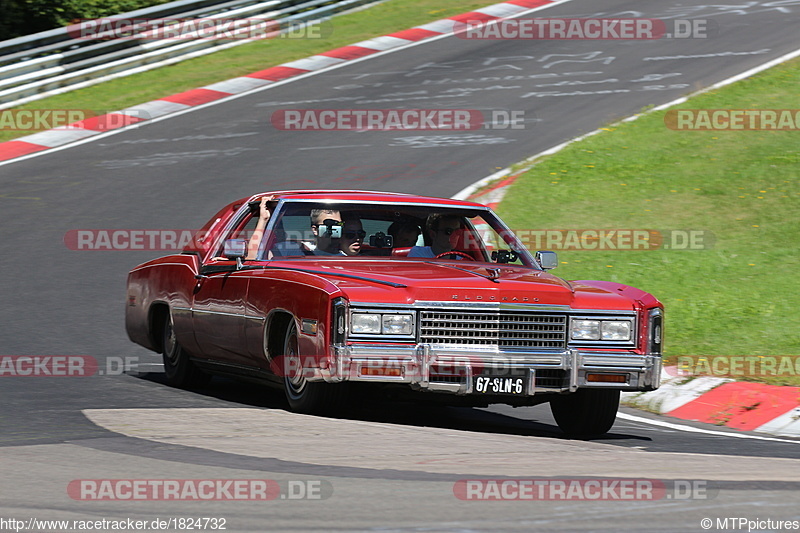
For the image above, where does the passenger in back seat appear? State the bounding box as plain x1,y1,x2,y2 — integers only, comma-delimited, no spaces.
388,219,422,249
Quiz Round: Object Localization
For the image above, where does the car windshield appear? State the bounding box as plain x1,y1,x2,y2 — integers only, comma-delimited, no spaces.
255,200,537,267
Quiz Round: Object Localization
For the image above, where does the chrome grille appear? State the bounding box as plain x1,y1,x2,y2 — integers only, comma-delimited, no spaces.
419,310,567,349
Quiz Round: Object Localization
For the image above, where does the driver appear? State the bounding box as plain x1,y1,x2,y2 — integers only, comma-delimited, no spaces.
408,214,462,258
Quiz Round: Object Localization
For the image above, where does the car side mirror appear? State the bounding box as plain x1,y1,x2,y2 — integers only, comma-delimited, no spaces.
535,250,558,270
224,239,248,269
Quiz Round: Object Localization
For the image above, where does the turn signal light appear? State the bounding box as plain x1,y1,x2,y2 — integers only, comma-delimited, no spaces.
587,373,627,383
360,366,402,377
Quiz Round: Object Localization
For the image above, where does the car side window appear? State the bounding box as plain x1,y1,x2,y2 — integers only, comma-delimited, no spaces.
208,209,256,261
235,214,260,240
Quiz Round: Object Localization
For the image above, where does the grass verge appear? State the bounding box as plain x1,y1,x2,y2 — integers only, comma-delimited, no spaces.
0,0,495,143
497,57,800,386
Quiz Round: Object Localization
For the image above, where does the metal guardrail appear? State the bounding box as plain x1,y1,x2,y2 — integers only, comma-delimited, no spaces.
0,0,379,108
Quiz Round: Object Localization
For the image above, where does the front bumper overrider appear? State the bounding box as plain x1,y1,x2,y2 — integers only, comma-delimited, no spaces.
317,344,661,394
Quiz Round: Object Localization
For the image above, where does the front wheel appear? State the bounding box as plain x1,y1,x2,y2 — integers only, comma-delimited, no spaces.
282,321,347,414
550,389,620,438
162,311,209,389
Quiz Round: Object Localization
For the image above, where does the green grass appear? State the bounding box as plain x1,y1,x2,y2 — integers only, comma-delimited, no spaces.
0,0,495,143
497,57,800,385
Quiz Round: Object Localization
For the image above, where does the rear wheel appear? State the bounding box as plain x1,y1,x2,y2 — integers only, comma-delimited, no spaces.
162,312,209,389
282,321,347,414
550,389,619,438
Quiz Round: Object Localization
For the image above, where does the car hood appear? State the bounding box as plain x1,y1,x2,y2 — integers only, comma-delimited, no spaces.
270,259,640,310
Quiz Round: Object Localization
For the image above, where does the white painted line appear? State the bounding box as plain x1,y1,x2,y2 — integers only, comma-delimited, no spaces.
755,407,800,437
353,35,414,51
456,44,800,200
416,19,458,34
0,1,607,168
298,144,373,150
203,76,273,94
281,55,346,71
474,4,530,17
622,375,734,414
119,100,191,118
616,412,800,444
453,168,512,200
18,128,100,147
622,49,800,121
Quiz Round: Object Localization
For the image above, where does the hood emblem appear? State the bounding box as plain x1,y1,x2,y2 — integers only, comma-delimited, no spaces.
451,294,540,302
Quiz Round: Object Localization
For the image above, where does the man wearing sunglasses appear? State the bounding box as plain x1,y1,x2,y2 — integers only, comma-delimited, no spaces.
339,216,366,256
408,214,462,258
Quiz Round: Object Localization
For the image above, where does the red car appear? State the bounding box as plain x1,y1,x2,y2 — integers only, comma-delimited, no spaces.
126,190,663,436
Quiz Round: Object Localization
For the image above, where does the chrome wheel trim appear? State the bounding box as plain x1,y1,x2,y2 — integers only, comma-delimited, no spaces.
284,326,307,397
163,315,179,365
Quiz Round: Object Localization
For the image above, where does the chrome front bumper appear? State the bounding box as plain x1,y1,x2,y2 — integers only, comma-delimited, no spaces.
318,344,662,394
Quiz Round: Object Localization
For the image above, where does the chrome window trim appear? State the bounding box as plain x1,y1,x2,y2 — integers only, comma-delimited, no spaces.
207,198,286,262
276,198,491,211
188,308,266,321
255,198,285,260
271,198,537,267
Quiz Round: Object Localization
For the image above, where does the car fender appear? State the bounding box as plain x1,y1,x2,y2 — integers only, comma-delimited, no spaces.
244,269,343,368
125,253,201,354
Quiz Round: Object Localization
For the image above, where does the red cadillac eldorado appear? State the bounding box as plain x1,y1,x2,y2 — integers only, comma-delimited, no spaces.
126,190,663,437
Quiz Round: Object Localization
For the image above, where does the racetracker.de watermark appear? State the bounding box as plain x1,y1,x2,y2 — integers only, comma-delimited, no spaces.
665,109,800,130
453,479,717,500
511,229,714,250
63,228,715,251
454,18,717,40
270,109,528,131
67,18,330,40
0,356,138,377
0,109,149,131
64,229,206,251
671,356,800,377
68,479,333,500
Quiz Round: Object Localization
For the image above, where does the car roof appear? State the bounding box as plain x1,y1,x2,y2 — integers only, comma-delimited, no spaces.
243,190,487,209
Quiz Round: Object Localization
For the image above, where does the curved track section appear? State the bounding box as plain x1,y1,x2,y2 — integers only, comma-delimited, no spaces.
1,0,799,529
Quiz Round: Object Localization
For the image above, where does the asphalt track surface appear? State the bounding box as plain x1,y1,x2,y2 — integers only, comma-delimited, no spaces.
1,0,800,531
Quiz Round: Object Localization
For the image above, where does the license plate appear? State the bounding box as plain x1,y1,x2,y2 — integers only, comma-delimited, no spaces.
472,375,526,395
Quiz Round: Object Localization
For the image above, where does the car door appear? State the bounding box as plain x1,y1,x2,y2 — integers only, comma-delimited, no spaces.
191,209,261,367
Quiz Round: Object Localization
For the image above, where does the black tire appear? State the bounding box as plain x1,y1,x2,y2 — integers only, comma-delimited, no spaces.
282,321,347,414
162,311,210,389
550,389,620,438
